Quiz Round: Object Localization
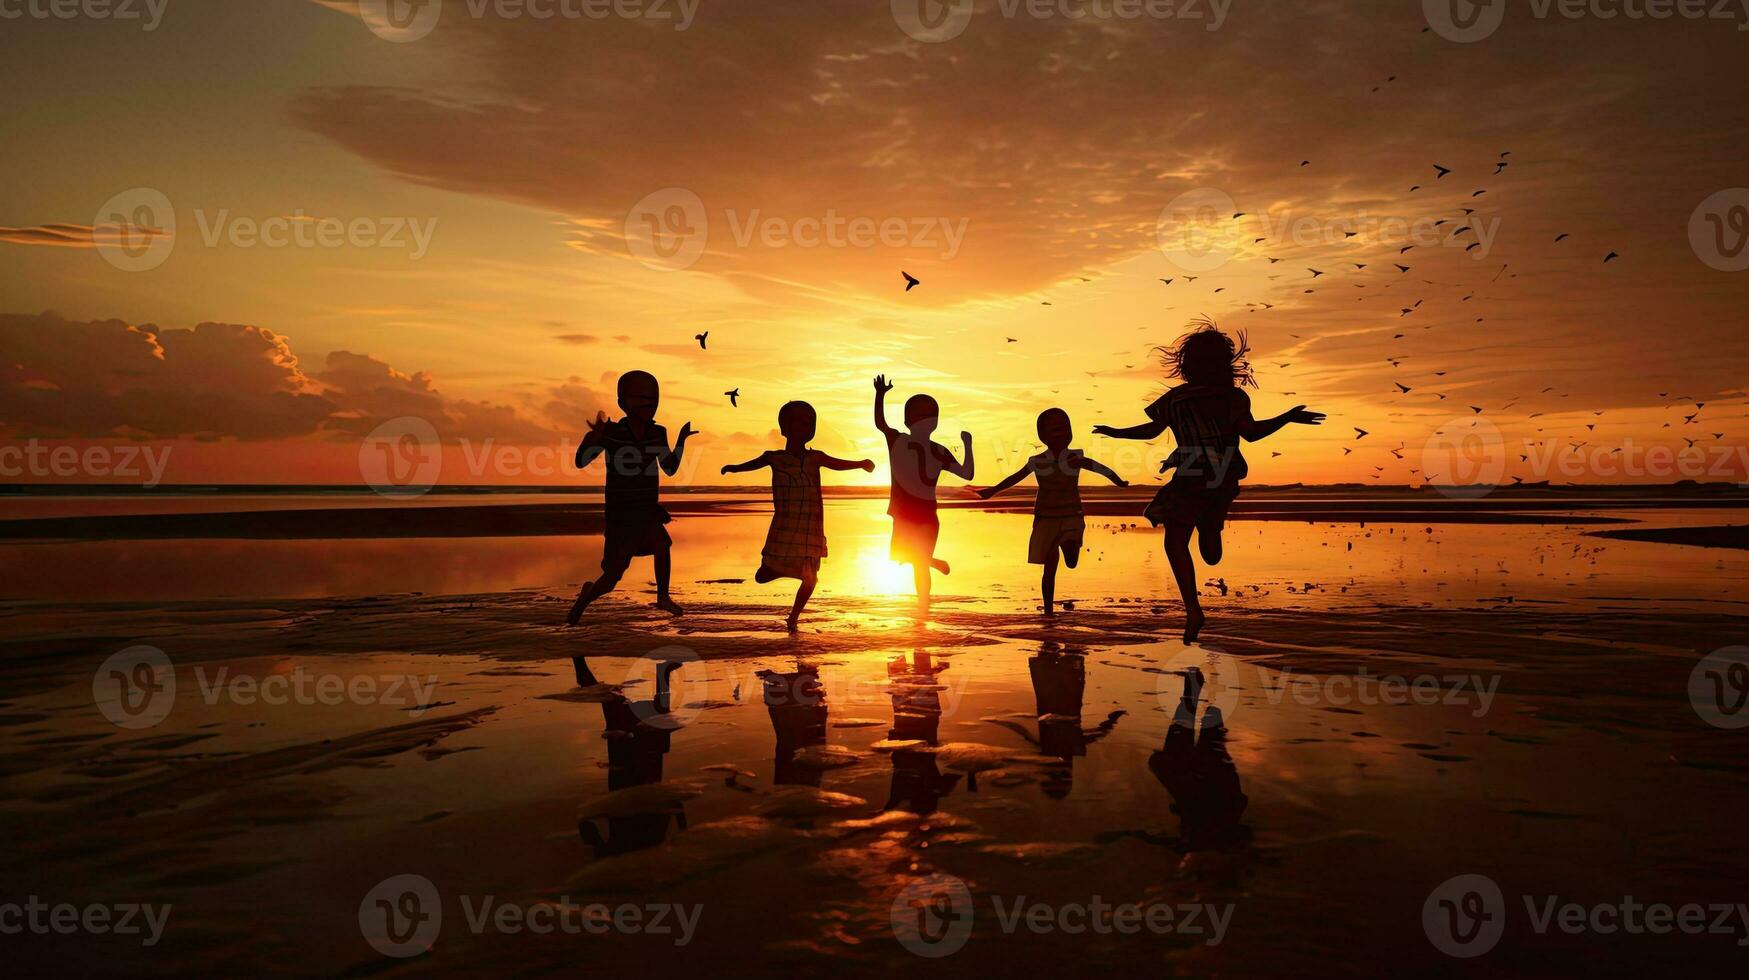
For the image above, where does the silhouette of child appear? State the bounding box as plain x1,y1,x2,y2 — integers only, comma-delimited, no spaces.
978,408,1128,616
873,374,974,606
1094,319,1323,641
567,370,696,624
721,400,874,631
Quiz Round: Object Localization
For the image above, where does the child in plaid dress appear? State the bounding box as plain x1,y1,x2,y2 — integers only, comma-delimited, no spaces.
722,401,874,631
1095,319,1323,642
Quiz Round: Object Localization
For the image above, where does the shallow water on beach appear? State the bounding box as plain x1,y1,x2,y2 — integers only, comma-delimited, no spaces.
2,497,1746,611
2,497,1747,974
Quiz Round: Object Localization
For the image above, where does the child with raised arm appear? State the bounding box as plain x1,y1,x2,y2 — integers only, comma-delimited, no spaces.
566,370,696,625
721,400,875,631
978,408,1129,617
873,374,974,608
1093,319,1323,642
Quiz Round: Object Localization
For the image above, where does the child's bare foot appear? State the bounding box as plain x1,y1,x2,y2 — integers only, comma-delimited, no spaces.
754,565,778,584
785,614,801,633
656,659,684,684
1182,608,1206,644
1042,604,1056,618
565,583,595,626
930,558,951,575
655,595,685,616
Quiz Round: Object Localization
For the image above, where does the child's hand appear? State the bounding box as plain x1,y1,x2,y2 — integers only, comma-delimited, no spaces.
1114,477,1131,488
719,465,732,475
860,459,876,472
873,375,895,394
960,430,973,444
1092,424,1117,437
676,422,697,441
975,486,996,500
581,410,610,444
1286,406,1326,426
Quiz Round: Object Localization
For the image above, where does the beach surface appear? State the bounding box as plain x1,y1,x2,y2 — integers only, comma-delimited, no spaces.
2,491,1747,975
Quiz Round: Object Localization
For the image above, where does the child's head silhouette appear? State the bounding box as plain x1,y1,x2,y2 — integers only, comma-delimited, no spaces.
1037,408,1073,451
1159,317,1256,389
903,393,939,436
778,401,817,443
617,371,660,421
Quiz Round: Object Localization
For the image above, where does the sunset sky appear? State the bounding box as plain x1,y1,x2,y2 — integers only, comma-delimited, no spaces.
4,0,1748,487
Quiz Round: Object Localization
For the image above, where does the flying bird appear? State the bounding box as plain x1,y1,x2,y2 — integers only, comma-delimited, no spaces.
1554,233,1570,242
1604,251,1620,263
1434,164,1452,178
902,271,920,291
1395,382,1412,393
1395,264,1412,273
695,331,709,349
1309,268,1325,278
725,388,740,407
1354,428,1370,439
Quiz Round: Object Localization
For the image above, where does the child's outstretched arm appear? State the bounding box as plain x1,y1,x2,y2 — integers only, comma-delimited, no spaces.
1092,417,1169,441
817,453,876,473
872,375,897,437
1075,456,1131,488
1238,398,1326,442
944,431,975,480
660,422,696,477
720,451,773,475
976,461,1033,500
575,411,610,469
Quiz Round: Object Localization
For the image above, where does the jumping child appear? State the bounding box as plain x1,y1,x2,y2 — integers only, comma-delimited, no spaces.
873,374,975,609
567,370,696,624
1094,319,1323,642
721,400,875,631
977,408,1128,616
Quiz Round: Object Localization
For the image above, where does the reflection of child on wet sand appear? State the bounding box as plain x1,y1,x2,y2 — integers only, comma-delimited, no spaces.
567,370,696,625
978,408,1129,616
1149,667,1249,850
1094,320,1323,642
721,400,874,631
572,655,688,857
873,375,975,609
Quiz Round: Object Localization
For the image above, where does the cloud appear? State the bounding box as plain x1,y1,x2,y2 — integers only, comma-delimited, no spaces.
554,333,598,345
0,311,608,445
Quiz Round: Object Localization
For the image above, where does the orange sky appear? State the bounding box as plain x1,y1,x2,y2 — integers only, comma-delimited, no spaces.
3,0,1748,488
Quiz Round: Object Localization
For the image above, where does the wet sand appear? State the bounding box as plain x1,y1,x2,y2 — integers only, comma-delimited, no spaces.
2,496,1747,975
